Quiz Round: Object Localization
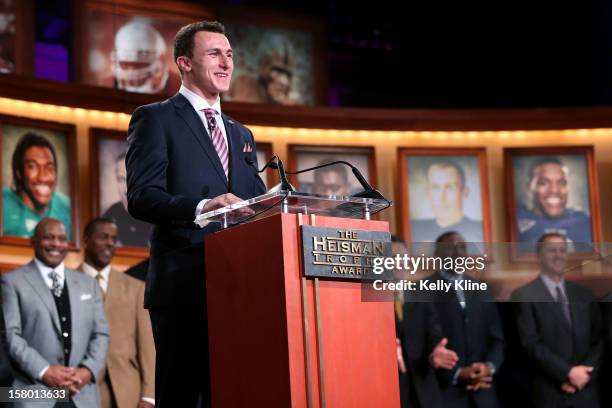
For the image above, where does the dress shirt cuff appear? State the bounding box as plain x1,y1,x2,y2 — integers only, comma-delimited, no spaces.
38,365,49,381
196,199,210,216
195,199,210,228
142,397,155,405
487,362,496,376
451,367,461,386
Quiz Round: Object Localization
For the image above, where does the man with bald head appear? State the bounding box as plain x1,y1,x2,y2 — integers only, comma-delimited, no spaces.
1,218,109,408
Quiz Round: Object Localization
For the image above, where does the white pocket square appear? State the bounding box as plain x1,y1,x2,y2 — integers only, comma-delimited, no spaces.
80,293,92,301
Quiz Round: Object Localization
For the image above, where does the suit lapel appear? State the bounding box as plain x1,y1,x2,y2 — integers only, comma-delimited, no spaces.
104,269,121,318
172,93,228,188
23,261,60,333
223,113,241,190
66,270,82,338
533,278,572,333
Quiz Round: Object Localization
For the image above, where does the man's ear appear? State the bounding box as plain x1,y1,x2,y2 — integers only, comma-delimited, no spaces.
176,56,191,74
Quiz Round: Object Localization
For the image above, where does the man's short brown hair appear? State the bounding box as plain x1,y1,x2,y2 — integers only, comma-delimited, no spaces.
535,232,567,254
174,21,226,75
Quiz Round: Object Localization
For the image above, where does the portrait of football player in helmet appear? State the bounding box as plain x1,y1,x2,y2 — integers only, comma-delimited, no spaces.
111,18,169,94
84,13,181,94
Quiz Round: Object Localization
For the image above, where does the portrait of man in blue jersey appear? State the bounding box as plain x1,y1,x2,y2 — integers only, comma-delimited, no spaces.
516,156,593,250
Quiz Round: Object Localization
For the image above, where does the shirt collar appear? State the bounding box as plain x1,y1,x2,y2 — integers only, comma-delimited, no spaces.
34,257,65,282
540,273,566,296
81,262,111,282
179,84,222,115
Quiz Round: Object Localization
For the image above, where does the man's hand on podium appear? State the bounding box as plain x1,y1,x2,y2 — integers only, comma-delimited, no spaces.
201,193,254,216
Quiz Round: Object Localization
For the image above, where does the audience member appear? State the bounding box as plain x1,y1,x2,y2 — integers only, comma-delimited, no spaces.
511,232,603,408
1,218,109,407
77,218,155,408
424,231,504,408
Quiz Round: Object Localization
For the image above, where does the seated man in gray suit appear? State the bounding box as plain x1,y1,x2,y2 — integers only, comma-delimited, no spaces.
1,218,109,408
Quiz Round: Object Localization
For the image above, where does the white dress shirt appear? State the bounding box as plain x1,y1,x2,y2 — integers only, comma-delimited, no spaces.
540,273,568,301
34,258,65,291
178,85,229,218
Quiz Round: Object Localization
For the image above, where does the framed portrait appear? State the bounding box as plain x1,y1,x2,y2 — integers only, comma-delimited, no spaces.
397,148,492,253
221,10,326,106
504,146,602,259
287,145,376,196
0,0,34,75
255,142,276,189
0,115,79,247
90,128,152,255
75,0,211,95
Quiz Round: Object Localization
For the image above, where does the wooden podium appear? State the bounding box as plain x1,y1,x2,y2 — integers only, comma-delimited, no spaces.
204,206,399,407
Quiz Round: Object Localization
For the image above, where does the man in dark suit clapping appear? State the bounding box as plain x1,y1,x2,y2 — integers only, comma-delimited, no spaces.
424,232,504,408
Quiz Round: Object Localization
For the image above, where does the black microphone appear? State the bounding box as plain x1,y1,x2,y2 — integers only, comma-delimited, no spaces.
275,157,294,191
245,155,278,172
286,160,387,201
244,155,294,191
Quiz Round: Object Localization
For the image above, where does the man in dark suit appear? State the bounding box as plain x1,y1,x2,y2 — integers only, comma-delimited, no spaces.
393,236,458,408
425,231,504,408
511,232,603,408
126,20,266,408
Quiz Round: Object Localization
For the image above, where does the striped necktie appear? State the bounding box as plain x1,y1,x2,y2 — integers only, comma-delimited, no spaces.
202,108,229,179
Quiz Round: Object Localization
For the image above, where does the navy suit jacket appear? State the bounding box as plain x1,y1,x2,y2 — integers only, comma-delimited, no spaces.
126,93,266,308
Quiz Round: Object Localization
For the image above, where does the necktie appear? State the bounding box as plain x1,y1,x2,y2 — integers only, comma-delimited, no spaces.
48,270,62,298
555,286,571,325
202,108,229,179
95,273,106,295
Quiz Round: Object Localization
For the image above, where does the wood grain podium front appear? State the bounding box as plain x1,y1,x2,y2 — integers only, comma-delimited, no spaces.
205,213,399,408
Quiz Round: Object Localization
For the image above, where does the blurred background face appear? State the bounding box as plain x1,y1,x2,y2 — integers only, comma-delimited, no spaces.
264,68,291,104
115,160,128,210
436,232,467,260
18,146,57,212
32,219,67,267
85,222,118,269
313,169,351,196
528,163,568,218
537,235,568,278
426,164,467,223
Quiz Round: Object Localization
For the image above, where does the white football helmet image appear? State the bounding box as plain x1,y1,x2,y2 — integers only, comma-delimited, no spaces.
111,18,169,94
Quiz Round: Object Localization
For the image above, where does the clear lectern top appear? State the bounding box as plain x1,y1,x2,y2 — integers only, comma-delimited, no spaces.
194,191,390,229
